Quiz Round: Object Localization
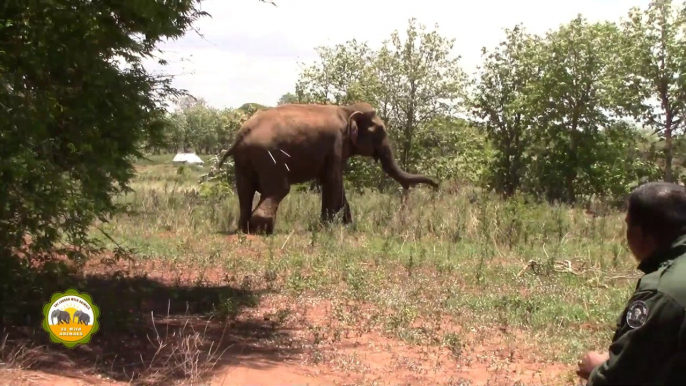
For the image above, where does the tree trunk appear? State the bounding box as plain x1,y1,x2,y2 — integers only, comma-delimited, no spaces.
664,116,673,182
401,80,417,173
505,114,523,198
566,131,577,204
658,7,673,183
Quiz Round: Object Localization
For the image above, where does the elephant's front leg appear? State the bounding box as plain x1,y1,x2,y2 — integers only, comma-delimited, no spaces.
340,159,352,224
341,187,352,224
321,185,351,223
320,156,346,223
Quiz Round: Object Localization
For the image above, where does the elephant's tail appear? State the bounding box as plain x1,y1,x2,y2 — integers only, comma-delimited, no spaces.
216,143,236,169
217,122,254,169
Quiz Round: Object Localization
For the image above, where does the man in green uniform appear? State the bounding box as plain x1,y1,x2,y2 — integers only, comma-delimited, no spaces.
577,181,686,385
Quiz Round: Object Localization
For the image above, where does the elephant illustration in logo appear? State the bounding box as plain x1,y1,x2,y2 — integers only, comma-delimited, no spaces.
51,309,70,325
73,310,91,325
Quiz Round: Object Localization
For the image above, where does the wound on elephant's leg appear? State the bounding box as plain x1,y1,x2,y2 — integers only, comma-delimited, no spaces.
249,207,276,235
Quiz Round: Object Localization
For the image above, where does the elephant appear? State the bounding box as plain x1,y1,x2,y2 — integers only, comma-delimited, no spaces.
51,309,70,325
73,310,91,325
217,102,440,234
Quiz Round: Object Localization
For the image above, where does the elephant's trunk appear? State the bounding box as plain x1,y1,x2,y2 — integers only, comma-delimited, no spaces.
376,138,439,190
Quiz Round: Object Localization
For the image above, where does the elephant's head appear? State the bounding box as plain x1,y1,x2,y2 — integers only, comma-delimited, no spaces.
51,310,60,318
344,103,439,190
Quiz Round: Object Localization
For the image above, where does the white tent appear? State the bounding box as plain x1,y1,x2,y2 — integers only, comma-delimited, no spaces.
172,152,204,165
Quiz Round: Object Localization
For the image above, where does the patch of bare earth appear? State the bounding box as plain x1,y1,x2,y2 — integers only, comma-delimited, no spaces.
204,295,572,386
2,256,576,386
0,370,125,386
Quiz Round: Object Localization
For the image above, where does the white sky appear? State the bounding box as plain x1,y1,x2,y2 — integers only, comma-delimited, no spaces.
142,0,651,110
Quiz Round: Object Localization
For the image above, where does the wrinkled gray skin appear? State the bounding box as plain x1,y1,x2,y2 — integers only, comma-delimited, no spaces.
217,102,440,234
51,309,70,324
73,310,91,325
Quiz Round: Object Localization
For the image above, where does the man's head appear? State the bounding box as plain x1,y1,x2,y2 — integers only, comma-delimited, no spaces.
626,182,686,261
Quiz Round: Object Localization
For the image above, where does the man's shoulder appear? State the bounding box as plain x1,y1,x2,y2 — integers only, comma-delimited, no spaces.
641,254,686,307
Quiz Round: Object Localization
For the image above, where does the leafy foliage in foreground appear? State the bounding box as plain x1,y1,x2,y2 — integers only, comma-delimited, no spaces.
0,0,206,290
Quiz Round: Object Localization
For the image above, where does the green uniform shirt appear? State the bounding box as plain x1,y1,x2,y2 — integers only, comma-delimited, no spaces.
588,234,686,385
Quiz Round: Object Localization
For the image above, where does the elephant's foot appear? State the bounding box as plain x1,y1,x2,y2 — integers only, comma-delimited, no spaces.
320,207,351,225
237,219,252,235
248,210,276,235
238,222,272,235
320,210,337,224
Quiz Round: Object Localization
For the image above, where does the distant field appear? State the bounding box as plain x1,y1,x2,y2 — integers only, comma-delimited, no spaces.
4,153,638,386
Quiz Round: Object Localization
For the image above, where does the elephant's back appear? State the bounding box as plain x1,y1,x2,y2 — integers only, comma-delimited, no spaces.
235,104,342,180
240,104,343,147
249,104,342,128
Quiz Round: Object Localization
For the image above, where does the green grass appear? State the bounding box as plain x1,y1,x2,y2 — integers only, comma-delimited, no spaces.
91,154,638,370
43,155,638,384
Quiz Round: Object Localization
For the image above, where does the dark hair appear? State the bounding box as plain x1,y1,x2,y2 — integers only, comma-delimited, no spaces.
628,182,686,245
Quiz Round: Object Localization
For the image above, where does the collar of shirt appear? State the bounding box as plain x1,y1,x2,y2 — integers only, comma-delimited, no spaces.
638,233,686,274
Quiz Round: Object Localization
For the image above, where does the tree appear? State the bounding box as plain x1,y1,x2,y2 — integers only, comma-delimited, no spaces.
471,24,542,197
277,92,300,105
152,102,250,155
415,116,494,184
471,16,658,203
198,108,251,193
185,103,222,154
238,102,270,115
176,95,208,111
525,16,619,203
378,18,469,172
293,39,386,190
292,19,471,191
0,0,206,265
217,108,249,149
611,0,686,182
579,121,662,202
294,39,377,105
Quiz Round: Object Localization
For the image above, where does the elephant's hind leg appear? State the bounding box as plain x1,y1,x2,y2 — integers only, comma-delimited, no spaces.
249,175,290,235
235,167,258,234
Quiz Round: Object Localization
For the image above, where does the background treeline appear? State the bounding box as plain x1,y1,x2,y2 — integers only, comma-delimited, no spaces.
152,1,686,206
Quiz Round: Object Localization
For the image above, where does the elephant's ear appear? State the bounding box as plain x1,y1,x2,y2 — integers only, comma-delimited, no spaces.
347,111,362,145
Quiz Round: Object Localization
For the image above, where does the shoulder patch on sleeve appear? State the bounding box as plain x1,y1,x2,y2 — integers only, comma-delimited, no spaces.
626,300,649,328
